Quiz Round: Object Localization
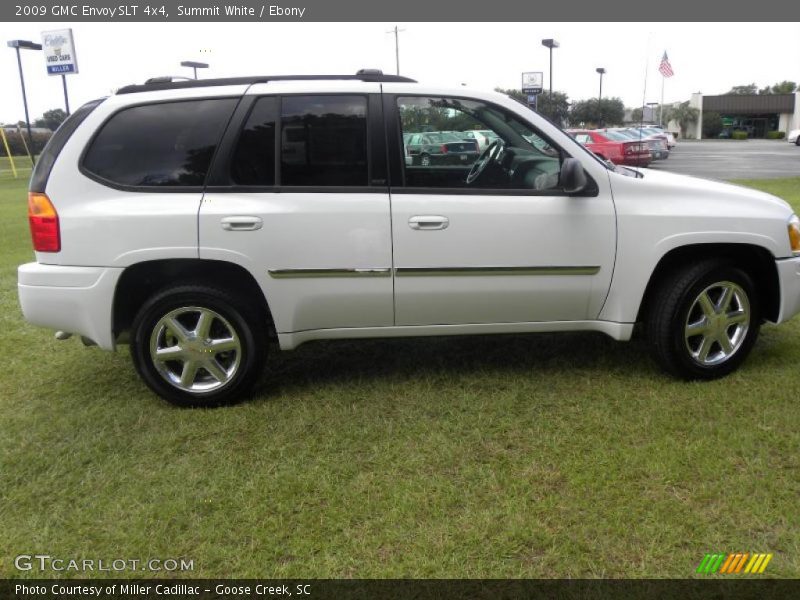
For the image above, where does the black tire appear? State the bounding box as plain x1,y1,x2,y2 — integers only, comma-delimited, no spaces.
795,136,800,146
646,259,760,379
131,285,267,407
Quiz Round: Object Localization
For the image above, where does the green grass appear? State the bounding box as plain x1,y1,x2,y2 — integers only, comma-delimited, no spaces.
2,178,800,579
0,156,33,181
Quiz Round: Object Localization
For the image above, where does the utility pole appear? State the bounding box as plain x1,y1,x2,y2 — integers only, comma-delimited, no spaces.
386,26,405,76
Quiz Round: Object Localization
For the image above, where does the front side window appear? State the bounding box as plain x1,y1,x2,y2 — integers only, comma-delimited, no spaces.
280,95,368,186
397,96,562,191
83,99,237,187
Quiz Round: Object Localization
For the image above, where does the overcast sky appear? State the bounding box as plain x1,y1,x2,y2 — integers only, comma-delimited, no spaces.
1,22,798,123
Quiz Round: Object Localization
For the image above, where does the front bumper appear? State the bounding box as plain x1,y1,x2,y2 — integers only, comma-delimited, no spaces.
17,263,124,350
775,256,800,323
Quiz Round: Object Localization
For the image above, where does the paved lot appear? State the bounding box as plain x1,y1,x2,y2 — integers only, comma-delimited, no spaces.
647,139,800,180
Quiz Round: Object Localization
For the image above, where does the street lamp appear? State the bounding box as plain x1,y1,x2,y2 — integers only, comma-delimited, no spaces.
7,39,42,165
180,61,208,80
541,38,559,100
596,67,606,101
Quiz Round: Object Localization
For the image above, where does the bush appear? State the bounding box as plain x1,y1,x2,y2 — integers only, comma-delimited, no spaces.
0,128,51,156
766,131,786,139
702,111,723,138
731,131,748,140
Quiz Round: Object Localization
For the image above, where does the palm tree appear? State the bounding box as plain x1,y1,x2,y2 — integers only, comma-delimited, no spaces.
670,101,700,138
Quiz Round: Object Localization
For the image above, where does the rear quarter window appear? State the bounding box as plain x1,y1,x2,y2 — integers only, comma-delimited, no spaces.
30,98,104,193
82,98,238,188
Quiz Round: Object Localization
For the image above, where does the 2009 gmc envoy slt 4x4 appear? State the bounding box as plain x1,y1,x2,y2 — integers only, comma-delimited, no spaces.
18,70,800,406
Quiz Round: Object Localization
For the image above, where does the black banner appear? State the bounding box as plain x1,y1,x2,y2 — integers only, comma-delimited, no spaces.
3,579,800,600
1,0,796,22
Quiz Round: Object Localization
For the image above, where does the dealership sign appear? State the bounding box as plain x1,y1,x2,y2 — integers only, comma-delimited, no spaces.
41,29,78,75
521,71,543,94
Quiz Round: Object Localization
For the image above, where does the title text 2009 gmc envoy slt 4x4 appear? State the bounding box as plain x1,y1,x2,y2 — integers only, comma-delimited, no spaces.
17,70,800,406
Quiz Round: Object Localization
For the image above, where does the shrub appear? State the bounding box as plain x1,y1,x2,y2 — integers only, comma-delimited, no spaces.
0,128,51,156
766,131,786,139
702,112,723,138
732,131,748,140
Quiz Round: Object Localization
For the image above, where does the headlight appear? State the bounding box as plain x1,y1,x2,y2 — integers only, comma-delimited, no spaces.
788,215,800,255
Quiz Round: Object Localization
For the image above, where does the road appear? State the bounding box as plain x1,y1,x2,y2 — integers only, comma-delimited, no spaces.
647,139,800,180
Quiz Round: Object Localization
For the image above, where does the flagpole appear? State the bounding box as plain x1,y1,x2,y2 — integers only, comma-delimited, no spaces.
660,74,665,127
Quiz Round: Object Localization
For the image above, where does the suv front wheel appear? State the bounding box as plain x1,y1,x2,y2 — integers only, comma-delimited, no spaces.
131,285,267,407
646,259,760,379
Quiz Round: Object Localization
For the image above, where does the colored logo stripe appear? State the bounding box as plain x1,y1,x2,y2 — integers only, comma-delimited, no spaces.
697,553,773,574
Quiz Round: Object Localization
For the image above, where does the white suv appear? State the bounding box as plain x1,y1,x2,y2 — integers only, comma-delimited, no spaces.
18,70,800,406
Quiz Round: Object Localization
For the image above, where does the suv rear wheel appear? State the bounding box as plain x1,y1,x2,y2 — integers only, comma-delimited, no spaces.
646,259,760,379
131,285,267,407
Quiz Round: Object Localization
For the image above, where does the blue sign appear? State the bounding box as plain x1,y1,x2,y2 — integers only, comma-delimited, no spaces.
47,64,76,74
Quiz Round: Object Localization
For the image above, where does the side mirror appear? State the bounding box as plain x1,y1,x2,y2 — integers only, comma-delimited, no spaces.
560,157,589,194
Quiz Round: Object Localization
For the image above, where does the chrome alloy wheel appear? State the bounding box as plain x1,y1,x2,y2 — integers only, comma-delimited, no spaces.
684,281,750,367
149,306,242,393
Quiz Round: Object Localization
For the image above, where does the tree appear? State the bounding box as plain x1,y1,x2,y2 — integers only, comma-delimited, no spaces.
727,84,758,95
569,97,625,127
769,80,797,94
670,101,700,138
33,108,67,131
702,111,723,138
536,91,571,124
494,88,571,124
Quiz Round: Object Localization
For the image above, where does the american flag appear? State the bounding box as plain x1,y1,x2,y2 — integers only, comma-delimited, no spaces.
659,51,674,78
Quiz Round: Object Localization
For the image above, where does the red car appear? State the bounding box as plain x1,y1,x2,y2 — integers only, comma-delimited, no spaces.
567,129,651,167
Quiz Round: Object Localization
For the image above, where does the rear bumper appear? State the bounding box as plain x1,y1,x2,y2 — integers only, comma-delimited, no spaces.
775,256,800,324
17,262,123,350
620,156,652,167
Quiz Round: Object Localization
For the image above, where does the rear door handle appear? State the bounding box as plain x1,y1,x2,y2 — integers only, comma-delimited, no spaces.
409,215,449,230
221,216,263,231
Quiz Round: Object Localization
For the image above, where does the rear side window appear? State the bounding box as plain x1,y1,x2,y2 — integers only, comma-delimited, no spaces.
280,95,368,186
230,97,278,186
83,98,237,187
30,98,104,193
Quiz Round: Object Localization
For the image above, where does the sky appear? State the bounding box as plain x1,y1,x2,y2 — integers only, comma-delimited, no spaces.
1,21,799,123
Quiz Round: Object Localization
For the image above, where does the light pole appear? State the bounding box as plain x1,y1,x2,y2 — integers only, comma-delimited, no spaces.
596,67,606,101
180,60,208,80
541,38,559,100
7,39,42,165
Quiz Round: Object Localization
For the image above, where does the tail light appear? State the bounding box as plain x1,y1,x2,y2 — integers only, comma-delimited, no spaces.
28,192,60,252
624,143,646,155
440,144,448,154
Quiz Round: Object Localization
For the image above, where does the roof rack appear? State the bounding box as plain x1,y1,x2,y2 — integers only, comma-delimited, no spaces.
117,69,416,94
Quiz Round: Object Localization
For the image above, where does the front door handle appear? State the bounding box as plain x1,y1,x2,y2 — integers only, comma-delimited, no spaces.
409,215,449,230
221,216,263,231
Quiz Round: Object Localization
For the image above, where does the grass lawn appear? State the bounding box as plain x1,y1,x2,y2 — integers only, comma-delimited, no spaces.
0,156,33,182
1,176,799,579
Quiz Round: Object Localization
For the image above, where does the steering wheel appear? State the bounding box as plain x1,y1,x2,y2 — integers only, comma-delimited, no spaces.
466,139,504,185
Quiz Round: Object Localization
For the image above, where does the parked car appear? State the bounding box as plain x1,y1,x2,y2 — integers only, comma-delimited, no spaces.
626,127,673,151
567,129,652,167
647,126,677,149
18,70,800,406
405,132,480,166
459,130,494,152
788,129,800,145
606,129,669,161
